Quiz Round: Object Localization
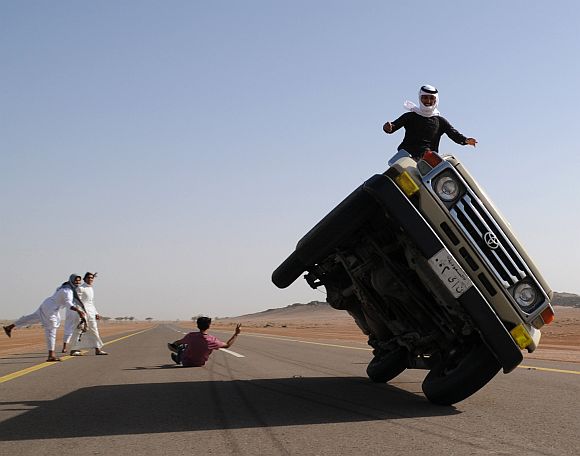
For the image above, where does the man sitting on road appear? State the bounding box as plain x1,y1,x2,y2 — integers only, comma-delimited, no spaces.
168,317,241,367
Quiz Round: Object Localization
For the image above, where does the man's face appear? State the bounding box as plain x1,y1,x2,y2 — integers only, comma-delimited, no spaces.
85,275,95,285
420,94,437,106
74,277,82,286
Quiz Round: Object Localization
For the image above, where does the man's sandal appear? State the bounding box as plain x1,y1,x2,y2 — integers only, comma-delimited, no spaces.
46,357,62,362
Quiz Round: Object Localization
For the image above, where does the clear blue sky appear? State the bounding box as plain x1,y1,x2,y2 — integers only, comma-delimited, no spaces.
1,1,579,320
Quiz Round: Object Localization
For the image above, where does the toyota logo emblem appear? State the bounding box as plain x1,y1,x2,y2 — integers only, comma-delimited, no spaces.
483,232,500,250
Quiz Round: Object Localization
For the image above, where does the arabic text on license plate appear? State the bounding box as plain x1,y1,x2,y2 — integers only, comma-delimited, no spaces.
428,249,473,298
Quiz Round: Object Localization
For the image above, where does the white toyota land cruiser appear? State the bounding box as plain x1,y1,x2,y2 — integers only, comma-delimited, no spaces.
272,150,555,405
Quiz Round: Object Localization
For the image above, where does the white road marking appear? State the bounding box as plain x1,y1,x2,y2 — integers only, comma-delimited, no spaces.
220,348,245,358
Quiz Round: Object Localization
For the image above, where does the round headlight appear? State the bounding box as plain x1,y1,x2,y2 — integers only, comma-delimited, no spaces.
513,282,538,311
434,176,460,202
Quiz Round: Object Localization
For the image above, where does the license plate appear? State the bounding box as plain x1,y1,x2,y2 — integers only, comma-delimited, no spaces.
428,249,473,298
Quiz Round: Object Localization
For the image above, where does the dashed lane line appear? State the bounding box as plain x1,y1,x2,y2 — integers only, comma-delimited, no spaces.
0,326,154,384
220,348,245,358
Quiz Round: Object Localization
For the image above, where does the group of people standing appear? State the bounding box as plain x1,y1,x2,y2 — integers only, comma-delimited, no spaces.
3,272,107,362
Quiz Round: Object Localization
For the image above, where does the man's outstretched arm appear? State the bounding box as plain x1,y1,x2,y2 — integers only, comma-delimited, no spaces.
223,324,242,348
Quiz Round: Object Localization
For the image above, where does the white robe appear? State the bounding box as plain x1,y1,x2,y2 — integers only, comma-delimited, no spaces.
63,307,80,344
70,283,103,350
14,287,78,351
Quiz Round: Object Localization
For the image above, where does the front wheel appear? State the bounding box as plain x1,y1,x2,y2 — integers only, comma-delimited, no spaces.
421,343,501,406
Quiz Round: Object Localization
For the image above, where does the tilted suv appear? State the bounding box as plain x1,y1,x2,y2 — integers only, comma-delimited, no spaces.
272,150,555,405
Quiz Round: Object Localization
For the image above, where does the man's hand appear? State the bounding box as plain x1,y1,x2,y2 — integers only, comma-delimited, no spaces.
224,324,242,348
383,122,394,133
466,138,478,147
72,306,86,320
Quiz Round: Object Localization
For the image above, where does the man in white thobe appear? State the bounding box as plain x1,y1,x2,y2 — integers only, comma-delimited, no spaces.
3,275,86,362
61,305,80,353
69,272,108,356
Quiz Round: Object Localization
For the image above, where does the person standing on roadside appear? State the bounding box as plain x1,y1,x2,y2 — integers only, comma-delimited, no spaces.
168,317,241,367
69,272,108,356
3,274,86,362
61,302,80,353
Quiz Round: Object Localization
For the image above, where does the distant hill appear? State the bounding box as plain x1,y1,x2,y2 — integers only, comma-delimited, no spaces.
553,292,580,308
221,291,580,322
217,301,344,323
235,301,330,318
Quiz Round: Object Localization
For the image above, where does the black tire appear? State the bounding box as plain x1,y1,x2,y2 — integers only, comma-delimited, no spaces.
366,348,407,383
273,184,380,290
272,252,306,289
421,343,501,406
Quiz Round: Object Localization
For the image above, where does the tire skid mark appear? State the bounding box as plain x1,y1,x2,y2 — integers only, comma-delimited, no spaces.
215,356,291,456
207,360,243,455
245,344,360,379
208,360,559,456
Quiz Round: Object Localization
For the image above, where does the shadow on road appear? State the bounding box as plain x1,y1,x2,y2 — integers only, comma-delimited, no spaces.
0,377,458,440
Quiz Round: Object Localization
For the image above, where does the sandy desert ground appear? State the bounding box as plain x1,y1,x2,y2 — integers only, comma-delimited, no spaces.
2,306,578,363
0,321,155,357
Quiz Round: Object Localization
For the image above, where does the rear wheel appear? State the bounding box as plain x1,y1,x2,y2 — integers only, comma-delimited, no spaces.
366,347,407,383
421,343,501,405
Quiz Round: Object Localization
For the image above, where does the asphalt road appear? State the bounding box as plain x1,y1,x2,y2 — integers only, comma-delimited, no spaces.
1,324,578,455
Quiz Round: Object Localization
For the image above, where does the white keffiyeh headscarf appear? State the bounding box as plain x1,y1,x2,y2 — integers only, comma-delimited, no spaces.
404,85,440,117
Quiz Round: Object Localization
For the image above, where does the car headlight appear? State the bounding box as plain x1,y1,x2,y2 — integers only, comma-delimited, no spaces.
434,175,461,202
513,282,539,311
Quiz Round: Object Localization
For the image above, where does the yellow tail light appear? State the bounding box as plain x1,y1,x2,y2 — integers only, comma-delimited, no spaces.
395,171,420,197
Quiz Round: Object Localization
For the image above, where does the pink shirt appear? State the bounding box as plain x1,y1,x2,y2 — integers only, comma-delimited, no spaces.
180,332,227,367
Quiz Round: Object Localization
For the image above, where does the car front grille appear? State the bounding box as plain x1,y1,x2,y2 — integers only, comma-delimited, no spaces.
449,193,527,289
